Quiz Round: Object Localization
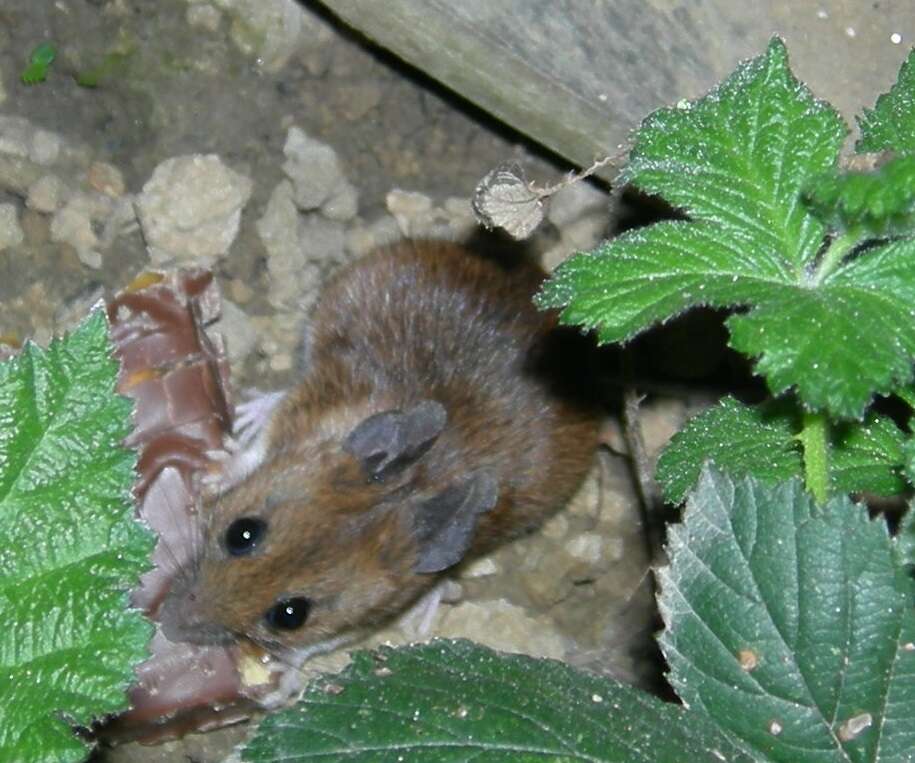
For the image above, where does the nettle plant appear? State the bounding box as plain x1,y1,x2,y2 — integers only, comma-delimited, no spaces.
1,37,913,763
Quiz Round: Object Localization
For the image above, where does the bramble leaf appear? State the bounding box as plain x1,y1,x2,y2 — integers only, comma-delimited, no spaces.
658,467,915,762
0,310,154,763
803,155,915,235
656,396,802,504
539,39,915,418
858,47,915,154
657,397,908,503
241,639,755,763
830,411,908,496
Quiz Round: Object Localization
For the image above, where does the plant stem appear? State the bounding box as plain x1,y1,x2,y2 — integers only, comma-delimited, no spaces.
812,228,862,285
799,410,829,503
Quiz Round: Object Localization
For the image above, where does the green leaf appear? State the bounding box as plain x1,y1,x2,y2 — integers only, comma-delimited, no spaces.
0,310,154,763
725,237,915,417
898,504,915,568
658,467,915,762
539,40,915,418
242,639,755,763
803,155,915,235
830,413,908,496
657,396,802,504
858,47,915,154
657,397,908,504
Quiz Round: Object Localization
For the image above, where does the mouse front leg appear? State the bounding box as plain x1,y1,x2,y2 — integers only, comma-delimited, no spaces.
203,389,286,495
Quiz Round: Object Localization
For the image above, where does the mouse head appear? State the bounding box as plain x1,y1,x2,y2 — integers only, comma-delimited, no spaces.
160,400,497,654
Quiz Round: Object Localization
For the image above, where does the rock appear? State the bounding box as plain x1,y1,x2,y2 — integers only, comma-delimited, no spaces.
565,532,605,565
31,129,62,166
86,161,126,198
0,203,24,250
27,174,70,213
460,557,499,578
137,154,252,264
214,0,306,72
320,179,359,221
298,214,345,263
216,299,258,365
282,127,345,211
433,599,566,660
186,2,222,31
344,214,401,257
50,198,98,254
0,116,63,166
386,189,432,233
257,180,303,309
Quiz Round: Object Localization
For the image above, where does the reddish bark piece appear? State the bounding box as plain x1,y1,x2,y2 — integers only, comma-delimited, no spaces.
98,271,296,745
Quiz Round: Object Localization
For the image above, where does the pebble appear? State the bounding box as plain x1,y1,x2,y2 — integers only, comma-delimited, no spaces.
298,214,345,263
460,557,499,579
216,299,258,365
0,116,62,165
86,161,126,198
50,198,99,254
0,203,24,250
187,2,222,31
222,0,304,72
432,599,566,660
27,174,70,214
137,154,252,264
282,127,344,211
565,532,605,565
321,179,359,221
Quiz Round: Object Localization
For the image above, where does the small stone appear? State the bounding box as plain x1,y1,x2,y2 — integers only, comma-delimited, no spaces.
283,127,343,211
31,129,62,166
222,0,304,72
27,174,69,213
460,557,499,579
298,214,344,263
541,513,569,540
187,2,222,30
386,189,432,219
229,278,254,304
320,179,359,221
258,180,299,257
0,116,33,160
0,204,24,250
344,215,400,257
137,154,252,263
565,532,605,565
433,599,565,660
50,199,98,252
216,299,258,365
76,249,103,269
86,161,126,198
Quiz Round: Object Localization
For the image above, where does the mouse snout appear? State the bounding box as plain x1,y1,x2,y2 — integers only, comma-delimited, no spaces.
158,584,234,647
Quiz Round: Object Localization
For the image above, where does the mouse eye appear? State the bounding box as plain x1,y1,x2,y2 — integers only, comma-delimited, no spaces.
264,597,311,630
224,517,267,556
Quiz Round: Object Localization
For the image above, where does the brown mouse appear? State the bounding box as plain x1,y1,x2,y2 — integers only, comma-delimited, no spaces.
160,239,601,658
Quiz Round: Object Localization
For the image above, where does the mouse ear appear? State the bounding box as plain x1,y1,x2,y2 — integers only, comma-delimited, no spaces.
343,400,447,480
412,469,498,574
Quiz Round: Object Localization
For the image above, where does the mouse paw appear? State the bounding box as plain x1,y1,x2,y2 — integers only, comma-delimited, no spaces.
233,389,285,446
201,435,270,496
398,580,462,639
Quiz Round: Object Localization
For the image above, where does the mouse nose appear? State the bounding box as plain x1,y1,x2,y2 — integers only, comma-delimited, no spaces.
158,585,234,647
